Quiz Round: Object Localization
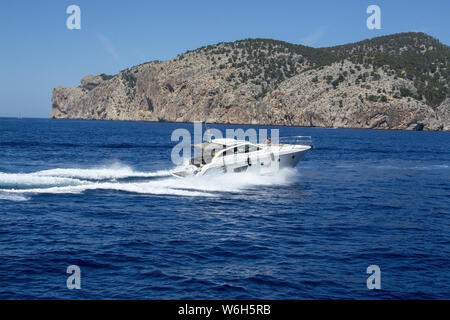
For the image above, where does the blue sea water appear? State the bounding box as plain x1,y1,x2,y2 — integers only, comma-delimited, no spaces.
0,118,449,299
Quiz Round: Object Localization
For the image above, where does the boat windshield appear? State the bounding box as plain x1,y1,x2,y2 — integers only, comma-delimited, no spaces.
190,142,225,167
218,143,261,157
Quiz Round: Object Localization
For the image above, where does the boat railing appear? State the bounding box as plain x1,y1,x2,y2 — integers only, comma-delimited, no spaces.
278,136,314,148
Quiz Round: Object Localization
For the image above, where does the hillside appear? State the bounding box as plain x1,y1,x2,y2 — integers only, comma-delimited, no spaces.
51,32,450,131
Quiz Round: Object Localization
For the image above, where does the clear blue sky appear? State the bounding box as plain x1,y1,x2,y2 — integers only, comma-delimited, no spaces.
0,0,449,118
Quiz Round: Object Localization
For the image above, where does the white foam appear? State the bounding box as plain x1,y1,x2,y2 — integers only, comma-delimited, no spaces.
0,172,87,188
0,164,298,199
0,192,29,202
170,168,299,193
2,181,215,198
35,164,170,180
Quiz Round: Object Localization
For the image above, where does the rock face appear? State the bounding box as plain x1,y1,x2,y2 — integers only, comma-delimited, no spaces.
51,32,450,131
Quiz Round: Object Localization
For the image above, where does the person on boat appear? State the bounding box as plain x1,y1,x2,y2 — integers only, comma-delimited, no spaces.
266,136,271,145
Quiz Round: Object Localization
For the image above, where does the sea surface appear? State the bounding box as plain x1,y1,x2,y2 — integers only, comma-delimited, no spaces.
0,118,449,299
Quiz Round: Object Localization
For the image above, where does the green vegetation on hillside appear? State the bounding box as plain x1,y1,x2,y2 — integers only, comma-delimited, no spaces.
182,32,449,106
325,33,449,107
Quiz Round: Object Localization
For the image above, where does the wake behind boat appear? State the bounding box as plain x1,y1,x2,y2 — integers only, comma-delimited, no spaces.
171,137,312,178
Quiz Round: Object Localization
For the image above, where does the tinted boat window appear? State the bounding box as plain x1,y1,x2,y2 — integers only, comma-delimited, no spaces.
239,144,258,153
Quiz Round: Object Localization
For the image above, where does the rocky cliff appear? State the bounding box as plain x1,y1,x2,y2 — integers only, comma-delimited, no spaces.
51,32,450,131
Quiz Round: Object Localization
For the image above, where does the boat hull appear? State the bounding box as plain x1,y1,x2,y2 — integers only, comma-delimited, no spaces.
171,147,310,178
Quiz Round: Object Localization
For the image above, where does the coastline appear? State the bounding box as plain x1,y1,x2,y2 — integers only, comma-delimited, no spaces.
46,116,450,132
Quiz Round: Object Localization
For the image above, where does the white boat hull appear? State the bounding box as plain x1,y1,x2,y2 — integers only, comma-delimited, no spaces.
172,145,310,178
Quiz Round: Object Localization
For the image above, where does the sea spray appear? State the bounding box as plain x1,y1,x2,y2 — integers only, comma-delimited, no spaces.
0,172,87,189
35,164,171,180
0,164,299,200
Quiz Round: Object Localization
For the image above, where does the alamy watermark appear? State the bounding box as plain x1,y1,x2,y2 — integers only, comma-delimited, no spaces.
366,265,381,289
170,122,280,168
64,263,382,291
66,265,81,289
66,5,81,30
366,5,381,30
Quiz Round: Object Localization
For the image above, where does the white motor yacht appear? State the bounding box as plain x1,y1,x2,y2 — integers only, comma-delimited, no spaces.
171,136,312,178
